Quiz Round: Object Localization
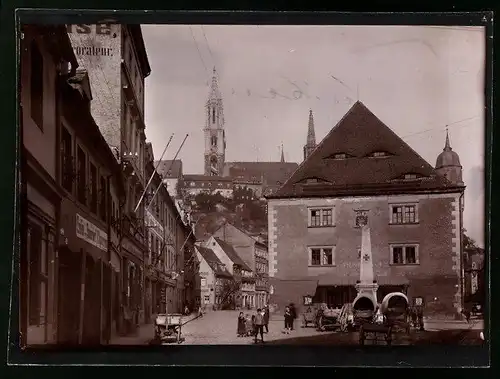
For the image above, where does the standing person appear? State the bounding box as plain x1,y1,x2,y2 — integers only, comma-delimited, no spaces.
289,303,297,331
254,308,265,343
263,305,270,333
284,306,292,334
237,312,246,337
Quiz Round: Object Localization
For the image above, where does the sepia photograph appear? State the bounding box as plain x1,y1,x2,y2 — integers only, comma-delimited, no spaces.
17,16,487,354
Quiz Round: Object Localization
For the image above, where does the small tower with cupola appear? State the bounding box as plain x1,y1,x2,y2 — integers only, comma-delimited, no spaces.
435,129,463,185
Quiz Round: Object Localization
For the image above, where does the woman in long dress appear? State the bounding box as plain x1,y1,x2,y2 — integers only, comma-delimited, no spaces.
237,312,246,337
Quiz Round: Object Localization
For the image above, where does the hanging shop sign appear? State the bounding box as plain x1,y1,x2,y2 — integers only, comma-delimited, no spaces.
76,213,107,252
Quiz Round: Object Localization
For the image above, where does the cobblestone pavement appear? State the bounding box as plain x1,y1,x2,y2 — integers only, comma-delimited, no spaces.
108,311,485,345
180,311,485,346
181,310,329,345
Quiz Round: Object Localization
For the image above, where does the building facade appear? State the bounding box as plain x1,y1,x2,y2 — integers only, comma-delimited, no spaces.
182,174,234,199
57,69,125,345
195,245,233,309
67,23,152,331
204,236,255,308
212,223,269,308
266,102,465,317
20,25,79,346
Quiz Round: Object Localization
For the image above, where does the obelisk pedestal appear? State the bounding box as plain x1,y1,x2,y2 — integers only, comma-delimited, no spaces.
354,211,378,304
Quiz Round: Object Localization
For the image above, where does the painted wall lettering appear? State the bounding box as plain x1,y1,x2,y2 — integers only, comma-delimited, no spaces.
74,46,114,56
76,213,108,251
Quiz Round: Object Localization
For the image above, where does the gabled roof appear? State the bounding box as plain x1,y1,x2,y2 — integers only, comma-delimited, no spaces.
156,160,183,178
214,237,252,272
214,222,269,251
196,245,232,279
269,101,464,199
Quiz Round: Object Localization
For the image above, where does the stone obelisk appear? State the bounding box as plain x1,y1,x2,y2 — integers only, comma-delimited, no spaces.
355,210,379,303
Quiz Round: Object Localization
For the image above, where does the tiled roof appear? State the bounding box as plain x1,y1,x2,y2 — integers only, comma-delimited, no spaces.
196,245,233,279
224,162,298,187
270,101,463,199
183,174,233,182
156,160,183,178
214,237,253,272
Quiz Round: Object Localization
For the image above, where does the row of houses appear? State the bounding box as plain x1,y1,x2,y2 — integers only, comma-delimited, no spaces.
20,24,197,347
192,223,270,310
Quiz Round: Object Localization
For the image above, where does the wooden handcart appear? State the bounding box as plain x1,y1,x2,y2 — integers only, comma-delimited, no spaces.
154,313,185,344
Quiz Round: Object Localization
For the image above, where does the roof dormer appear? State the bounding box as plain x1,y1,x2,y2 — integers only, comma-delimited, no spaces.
366,151,393,158
297,176,331,185
324,152,353,160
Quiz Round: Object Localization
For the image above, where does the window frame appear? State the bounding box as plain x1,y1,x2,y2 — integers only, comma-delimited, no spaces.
389,203,419,225
308,207,335,227
30,39,44,130
389,244,420,265
89,160,98,214
60,124,74,194
76,144,87,205
308,246,336,267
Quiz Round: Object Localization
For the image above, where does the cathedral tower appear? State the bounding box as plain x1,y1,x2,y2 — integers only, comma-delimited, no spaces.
303,109,316,161
204,68,226,176
435,129,463,185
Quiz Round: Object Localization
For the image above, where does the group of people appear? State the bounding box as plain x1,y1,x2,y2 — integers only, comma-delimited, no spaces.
237,306,270,343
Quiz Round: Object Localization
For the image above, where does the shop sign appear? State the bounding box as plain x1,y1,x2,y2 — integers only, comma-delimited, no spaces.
76,213,107,251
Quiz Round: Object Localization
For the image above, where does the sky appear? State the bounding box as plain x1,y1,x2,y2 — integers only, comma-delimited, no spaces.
141,25,485,247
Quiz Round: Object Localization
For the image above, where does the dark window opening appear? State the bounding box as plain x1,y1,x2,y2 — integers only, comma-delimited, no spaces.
406,246,417,264
61,127,73,193
212,108,216,124
28,223,48,328
77,147,86,204
310,210,321,227
99,176,107,222
323,248,333,265
89,163,98,213
311,249,321,266
30,40,44,129
392,247,404,264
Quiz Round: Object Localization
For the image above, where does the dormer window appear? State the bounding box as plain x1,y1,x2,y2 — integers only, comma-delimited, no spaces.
404,173,418,180
334,153,347,159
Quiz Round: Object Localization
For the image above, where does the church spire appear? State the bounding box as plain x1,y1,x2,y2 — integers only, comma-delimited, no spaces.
444,128,451,151
303,109,317,161
204,66,226,176
208,67,222,101
280,143,285,163
307,109,316,146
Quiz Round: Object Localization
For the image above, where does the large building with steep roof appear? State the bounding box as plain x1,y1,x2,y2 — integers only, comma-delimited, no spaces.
266,101,466,318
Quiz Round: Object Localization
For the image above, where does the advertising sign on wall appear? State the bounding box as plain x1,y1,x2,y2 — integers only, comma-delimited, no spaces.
76,213,108,251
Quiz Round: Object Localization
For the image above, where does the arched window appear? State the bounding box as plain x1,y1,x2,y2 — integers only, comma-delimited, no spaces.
211,135,217,147
212,108,216,123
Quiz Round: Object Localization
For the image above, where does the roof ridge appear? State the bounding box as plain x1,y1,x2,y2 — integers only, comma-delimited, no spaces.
278,101,362,192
